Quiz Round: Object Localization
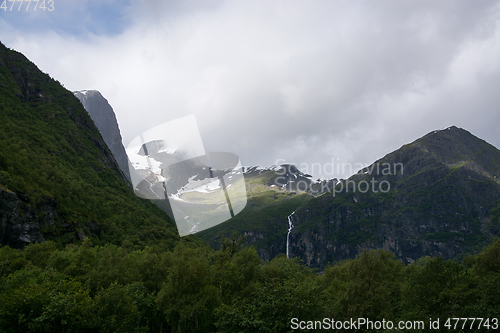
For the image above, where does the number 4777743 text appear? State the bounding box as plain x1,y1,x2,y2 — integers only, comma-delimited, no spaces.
1,0,54,12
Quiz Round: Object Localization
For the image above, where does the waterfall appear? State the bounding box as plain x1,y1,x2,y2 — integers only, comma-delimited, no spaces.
286,211,296,258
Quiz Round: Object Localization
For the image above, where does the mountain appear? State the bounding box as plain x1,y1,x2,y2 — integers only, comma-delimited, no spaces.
73,90,131,182
198,126,500,269
0,42,180,249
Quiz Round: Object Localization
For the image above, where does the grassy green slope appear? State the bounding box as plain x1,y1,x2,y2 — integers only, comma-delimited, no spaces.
197,187,312,251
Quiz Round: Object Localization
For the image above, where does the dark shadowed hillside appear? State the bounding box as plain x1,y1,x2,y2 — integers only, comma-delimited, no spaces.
0,42,180,250
289,126,500,269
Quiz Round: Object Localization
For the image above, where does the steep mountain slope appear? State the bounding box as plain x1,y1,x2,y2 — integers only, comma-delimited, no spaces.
199,127,500,268
0,42,179,249
73,90,131,182
289,126,500,269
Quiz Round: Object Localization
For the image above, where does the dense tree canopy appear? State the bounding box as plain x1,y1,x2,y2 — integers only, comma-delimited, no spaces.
0,237,498,332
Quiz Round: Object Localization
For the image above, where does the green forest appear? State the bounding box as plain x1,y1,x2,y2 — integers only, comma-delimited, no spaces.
0,236,499,332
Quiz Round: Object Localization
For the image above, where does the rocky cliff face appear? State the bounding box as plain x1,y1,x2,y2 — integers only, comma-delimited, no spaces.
0,187,46,247
0,187,99,248
73,90,130,182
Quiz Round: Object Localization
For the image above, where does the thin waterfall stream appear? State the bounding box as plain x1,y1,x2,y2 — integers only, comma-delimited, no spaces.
286,211,296,258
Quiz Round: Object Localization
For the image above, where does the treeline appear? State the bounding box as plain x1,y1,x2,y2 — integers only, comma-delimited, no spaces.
0,237,499,332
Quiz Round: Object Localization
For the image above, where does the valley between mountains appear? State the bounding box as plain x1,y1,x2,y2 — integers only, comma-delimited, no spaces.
71,85,500,270
69,85,500,270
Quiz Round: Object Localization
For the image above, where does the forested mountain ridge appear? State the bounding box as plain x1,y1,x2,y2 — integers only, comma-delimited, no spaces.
0,41,180,250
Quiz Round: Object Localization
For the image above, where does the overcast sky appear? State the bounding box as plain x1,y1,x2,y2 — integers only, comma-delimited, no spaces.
1,0,499,179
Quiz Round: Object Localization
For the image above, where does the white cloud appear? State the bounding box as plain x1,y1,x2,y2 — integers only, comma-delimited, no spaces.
1,0,499,179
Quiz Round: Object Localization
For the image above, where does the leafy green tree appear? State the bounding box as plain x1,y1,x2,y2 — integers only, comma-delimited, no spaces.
401,256,463,322
93,282,142,333
210,233,261,303
0,245,28,278
460,239,500,321
156,242,220,332
318,249,404,328
0,266,93,333
215,255,320,333
121,245,169,294
23,241,58,269
125,282,159,332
